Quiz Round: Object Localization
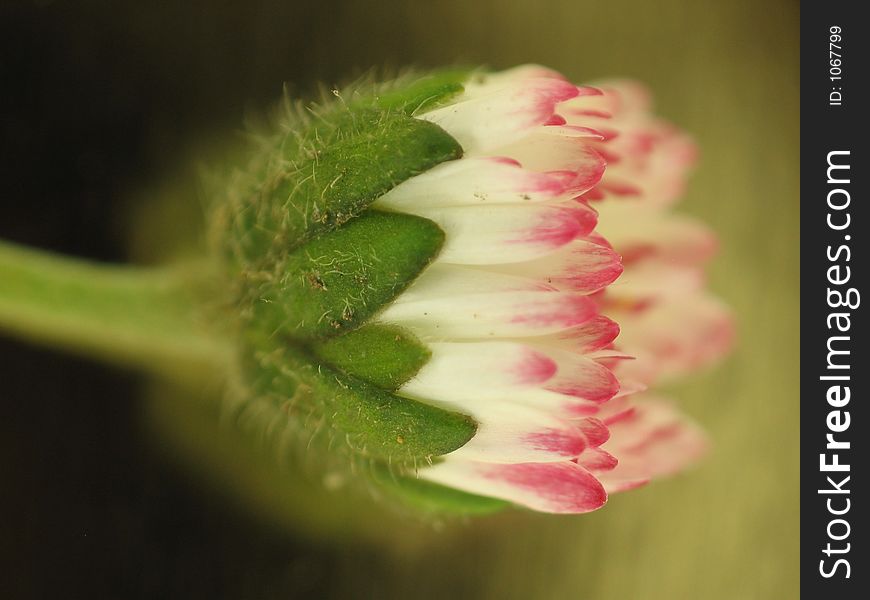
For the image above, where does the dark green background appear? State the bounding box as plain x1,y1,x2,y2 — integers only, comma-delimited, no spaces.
1,1,798,598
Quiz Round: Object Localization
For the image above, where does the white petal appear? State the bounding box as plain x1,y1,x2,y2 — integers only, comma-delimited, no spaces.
417,204,594,265
403,341,558,395
379,287,598,339
420,78,580,154
394,264,552,300
374,157,571,210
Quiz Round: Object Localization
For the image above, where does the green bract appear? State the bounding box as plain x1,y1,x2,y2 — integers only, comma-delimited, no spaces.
246,210,445,339
210,70,487,507
229,113,461,263
310,324,432,390
244,339,475,463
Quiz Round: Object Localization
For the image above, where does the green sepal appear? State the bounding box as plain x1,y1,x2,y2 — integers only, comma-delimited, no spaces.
246,210,444,340
283,68,469,168
371,68,471,114
247,341,476,463
309,324,431,390
233,111,461,262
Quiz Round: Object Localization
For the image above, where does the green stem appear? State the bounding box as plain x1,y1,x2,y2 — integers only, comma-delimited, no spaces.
0,240,231,377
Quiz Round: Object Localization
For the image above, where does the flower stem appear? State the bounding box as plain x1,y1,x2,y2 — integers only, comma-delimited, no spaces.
0,240,230,377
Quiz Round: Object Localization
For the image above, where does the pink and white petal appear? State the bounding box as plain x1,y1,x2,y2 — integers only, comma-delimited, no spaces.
595,203,717,266
532,315,621,354
488,238,623,293
603,396,681,444
577,416,611,447
374,157,571,210
447,403,595,463
559,84,697,207
595,80,654,116
596,127,658,162
419,459,607,514
607,359,660,389
399,341,619,411
587,348,634,361
420,78,580,154
595,476,651,494
533,346,621,405
558,91,620,123
593,128,696,207
600,397,708,493
494,133,606,194
595,395,633,423
407,367,622,418
464,387,602,419
640,129,698,205
576,447,619,472
604,262,704,305
560,80,652,125
610,292,734,383
401,356,604,417
379,289,599,338
611,375,648,400
417,204,592,265
462,65,569,96
400,341,558,402
538,124,608,140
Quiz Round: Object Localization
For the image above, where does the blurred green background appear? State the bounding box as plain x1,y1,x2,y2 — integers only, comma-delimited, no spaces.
1,0,798,598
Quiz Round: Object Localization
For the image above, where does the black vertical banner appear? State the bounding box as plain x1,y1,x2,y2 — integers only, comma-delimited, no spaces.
802,2,866,596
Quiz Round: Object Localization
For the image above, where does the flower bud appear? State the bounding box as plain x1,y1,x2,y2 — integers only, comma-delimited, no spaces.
210,65,732,514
